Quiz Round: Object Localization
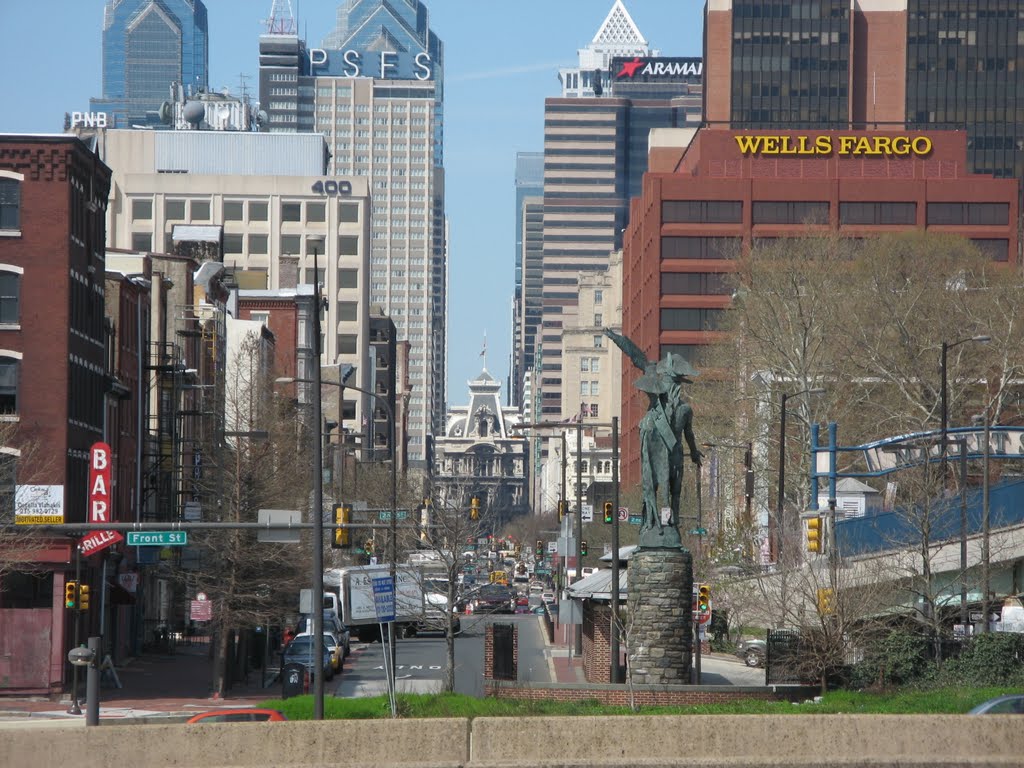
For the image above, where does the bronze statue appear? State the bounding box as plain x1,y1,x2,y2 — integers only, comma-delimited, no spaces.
604,329,702,549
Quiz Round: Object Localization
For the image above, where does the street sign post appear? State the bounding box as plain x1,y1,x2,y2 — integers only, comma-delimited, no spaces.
126,531,188,546
617,506,628,522
372,576,396,622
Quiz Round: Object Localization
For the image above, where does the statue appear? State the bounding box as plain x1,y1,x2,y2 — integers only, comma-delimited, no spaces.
604,329,702,549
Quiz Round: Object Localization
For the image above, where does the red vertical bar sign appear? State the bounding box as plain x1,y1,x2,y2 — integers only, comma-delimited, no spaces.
80,442,123,556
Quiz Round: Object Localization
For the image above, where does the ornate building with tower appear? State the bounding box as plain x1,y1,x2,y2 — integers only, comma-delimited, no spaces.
433,369,527,528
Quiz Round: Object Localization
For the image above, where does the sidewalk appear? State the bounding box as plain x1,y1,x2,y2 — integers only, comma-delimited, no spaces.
0,646,278,721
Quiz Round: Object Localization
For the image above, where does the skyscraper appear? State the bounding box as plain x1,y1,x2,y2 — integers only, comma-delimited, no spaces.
704,0,1024,180
534,2,702,420
91,0,210,127
512,152,543,408
258,0,445,469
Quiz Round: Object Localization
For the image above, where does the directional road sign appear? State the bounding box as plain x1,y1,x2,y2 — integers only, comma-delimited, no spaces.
126,531,188,546
372,576,396,622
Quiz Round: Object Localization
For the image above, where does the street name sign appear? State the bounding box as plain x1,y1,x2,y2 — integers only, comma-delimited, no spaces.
126,531,188,546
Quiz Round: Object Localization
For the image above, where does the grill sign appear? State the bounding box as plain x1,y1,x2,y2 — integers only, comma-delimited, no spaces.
80,442,124,556
735,134,933,158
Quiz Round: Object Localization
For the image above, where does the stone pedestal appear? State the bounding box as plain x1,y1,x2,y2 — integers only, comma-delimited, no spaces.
626,548,693,685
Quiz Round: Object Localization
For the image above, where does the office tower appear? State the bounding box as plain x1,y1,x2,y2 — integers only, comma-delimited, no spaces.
91,0,209,128
258,0,445,469
704,0,1024,180
535,3,702,420
512,152,543,408
558,0,656,97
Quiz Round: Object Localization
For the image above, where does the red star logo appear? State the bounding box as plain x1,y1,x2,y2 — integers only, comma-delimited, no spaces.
616,57,645,79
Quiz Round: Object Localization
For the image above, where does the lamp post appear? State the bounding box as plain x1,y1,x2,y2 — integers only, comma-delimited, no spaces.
776,388,825,563
276,373,397,709
939,335,989,635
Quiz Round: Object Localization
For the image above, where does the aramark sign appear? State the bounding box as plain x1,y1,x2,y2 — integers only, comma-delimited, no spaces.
612,56,703,81
309,49,434,80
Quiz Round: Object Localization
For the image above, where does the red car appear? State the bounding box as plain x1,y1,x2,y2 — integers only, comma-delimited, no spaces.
186,708,287,724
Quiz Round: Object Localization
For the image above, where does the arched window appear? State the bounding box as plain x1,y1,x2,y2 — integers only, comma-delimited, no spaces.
0,357,18,414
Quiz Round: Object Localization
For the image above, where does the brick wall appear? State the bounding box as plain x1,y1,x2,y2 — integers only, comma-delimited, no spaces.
483,622,518,681
484,680,817,706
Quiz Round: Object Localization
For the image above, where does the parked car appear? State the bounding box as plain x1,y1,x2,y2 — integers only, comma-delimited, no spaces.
293,631,342,672
282,636,334,681
968,694,1024,714
735,638,766,668
186,708,286,724
473,584,516,614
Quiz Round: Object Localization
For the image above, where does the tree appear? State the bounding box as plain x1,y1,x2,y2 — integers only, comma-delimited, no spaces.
188,331,311,697
0,423,59,582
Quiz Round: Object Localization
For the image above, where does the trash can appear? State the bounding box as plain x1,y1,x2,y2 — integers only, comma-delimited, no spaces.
281,663,308,699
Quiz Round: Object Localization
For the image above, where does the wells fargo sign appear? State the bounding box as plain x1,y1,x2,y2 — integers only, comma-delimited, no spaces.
735,134,933,158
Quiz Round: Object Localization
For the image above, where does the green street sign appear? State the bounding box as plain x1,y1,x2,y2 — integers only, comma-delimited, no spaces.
377,509,408,522
126,531,188,546
628,515,642,526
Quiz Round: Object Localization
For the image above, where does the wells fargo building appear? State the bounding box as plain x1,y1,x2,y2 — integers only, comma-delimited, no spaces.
618,127,1019,484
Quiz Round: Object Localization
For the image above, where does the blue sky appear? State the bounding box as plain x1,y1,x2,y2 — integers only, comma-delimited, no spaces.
0,0,704,405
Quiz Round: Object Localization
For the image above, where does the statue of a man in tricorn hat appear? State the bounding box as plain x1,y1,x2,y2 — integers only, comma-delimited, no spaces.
604,329,702,549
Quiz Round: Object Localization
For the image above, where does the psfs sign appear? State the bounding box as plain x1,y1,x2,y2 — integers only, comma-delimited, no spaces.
309,49,434,80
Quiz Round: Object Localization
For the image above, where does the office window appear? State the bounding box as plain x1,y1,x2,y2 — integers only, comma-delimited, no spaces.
661,272,730,295
594,314,602,327
0,179,19,230
165,200,186,220
591,357,600,374
338,301,358,322
970,239,1009,262
661,237,740,260
752,201,829,225
338,269,358,289
839,202,916,225
662,200,742,223
927,203,1010,226
131,233,152,252
224,234,243,254
223,201,244,221
190,200,211,221
281,235,301,254
282,202,302,222
338,334,358,355
593,336,603,348
0,272,19,324
307,202,326,223
590,381,600,396
580,358,590,372
131,199,152,221
594,289,603,304
0,357,17,414
339,202,359,222
249,234,268,255
338,236,359,255
249,201,269,221
580,381,589,396
661,308,723,331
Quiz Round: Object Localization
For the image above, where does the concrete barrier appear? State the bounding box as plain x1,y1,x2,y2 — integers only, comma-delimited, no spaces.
468,714,1024,766
3,714,1024,767
0,718,470,768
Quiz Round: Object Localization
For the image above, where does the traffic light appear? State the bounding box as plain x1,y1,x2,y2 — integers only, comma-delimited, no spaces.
365,539,374,555
817,587,835,615
65,580,78,610
580,540,588,557
603,501,614,524
78,584,90,612
535,539,543,557
332,505,351,548
807,516,823,554
557,500,566,522
470,497,480,520
697,583,711,614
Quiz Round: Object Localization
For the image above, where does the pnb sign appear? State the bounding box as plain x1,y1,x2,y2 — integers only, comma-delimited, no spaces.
69,112,108,128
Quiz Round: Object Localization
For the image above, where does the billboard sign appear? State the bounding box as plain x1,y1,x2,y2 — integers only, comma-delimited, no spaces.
15,484,63,525
612,56,703,81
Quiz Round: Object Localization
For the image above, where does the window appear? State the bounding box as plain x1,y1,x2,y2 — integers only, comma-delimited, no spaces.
307,202,326,223
0,178,20,230
190,200,211,221
927,203,1009,226
282,202,302,222
752,201,829,225
338,236,359,255
339,203,359,223
594,313,602,326
580,381,589,396
580,358,590,372
591,357,600,374
661,272,729,295
0,357,17,413
338,269,358,289
249,201,269,221
223,201,244,221
593,335,603,348
249,234,268,254
338,301,358,322
661,308,723,331
594,289,603,304
165,200,186,220
131,199,152,221
970,239,1009,262
224,234,244,254
281,235,301,254
131,233,152,252
338,334,358,354
661,237,740,260
0,272,19,324
589,403,599,418
839,202,916,225
662,200,742,224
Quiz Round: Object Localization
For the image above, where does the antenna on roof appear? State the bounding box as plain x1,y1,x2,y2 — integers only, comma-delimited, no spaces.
263,0,296,35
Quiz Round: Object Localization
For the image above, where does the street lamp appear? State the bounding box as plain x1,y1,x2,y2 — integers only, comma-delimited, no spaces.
939,334,989,632
776,387,825,563
276,374,397,704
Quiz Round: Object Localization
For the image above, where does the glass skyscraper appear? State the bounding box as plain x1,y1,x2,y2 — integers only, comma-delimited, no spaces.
91,0,210,127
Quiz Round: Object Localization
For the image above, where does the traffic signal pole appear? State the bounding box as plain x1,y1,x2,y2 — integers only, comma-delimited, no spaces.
610,417,621,683
67,541,82,715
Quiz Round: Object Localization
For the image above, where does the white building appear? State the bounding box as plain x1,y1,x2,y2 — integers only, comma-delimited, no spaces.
558,1,658,97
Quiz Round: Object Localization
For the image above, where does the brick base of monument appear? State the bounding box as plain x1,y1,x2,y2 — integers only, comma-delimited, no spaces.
627,547,693,685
